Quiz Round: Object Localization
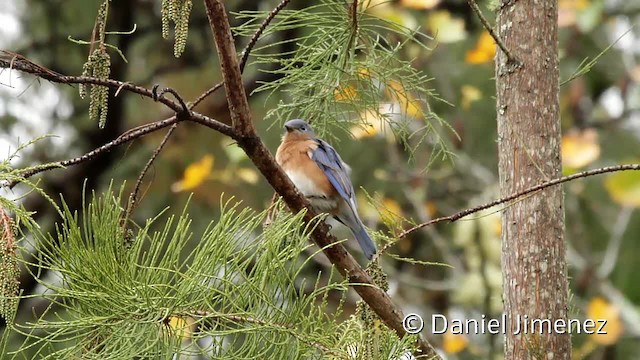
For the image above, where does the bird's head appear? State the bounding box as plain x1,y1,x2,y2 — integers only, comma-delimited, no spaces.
283,119,315,138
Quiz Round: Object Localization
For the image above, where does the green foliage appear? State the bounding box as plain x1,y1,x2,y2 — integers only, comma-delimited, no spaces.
234,0,453,159
161,0,193,58
2,187,411,359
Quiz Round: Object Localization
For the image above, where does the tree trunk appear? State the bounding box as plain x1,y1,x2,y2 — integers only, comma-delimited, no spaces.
495,1,571,358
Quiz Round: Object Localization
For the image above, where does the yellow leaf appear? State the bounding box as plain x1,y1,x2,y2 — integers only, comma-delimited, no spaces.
559,0,591,27
357,67,371,78
334,84,358,102
443,330,468,354
166,316,196,341
461,85,482,110
630,65,640,83
426,11,467,43
350,109,385,139
171,154,214,192
380,197,403,225
401,0,440,10
604,167,640,208
561,129,600,169
365,2,417,29
424,201,437,218
386,80,422,119
237,168,259,184
465,31,496,64
587,297,623,345
361,0,389,11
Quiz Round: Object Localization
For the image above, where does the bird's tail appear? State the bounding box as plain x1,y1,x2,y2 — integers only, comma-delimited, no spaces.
352,224,377,260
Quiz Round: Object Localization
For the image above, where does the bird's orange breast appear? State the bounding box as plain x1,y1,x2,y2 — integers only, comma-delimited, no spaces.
276,136,337,198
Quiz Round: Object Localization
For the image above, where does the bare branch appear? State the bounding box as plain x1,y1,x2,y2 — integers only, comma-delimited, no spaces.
400,163,640,238
0,52,240,189
191,81,223,108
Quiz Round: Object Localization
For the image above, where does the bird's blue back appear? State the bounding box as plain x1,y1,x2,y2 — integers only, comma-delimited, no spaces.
311,139,354,205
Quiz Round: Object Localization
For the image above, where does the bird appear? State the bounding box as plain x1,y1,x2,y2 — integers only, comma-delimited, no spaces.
275,119,377,260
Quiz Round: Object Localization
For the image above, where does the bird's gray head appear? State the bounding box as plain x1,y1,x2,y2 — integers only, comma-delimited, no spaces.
283,119,315,136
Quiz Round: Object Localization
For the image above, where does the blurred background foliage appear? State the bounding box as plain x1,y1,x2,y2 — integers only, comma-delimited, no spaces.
1,0,640,358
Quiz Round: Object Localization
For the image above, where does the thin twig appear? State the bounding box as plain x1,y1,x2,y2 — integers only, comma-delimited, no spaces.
120,86,187,233
190,81,223,108
122,124,178,232
466,0,520,66
0,53,238,189
400,163,640,238
191,0,292,109
152,85,191,116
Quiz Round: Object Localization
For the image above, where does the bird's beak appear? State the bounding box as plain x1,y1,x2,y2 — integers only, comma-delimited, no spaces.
284,124,293,132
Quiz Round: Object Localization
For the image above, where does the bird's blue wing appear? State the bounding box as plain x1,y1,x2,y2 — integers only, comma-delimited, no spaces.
311,139,354,203
311,138,377,259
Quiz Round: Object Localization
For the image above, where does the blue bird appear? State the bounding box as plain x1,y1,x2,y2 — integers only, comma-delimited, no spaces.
275,119,377,260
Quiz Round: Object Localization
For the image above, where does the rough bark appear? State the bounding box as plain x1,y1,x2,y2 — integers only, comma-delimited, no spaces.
495,1,571,358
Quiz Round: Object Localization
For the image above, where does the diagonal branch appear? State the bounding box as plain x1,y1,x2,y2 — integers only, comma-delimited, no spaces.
203,0,439,358
399,163,640,239
466,0,520,66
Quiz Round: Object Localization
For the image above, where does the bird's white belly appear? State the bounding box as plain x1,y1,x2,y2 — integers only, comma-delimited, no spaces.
285,169,320,197
285,169,337,212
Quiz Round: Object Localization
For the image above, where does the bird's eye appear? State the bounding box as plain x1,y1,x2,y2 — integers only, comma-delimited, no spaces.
300,126,306,131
